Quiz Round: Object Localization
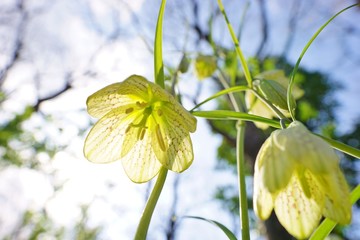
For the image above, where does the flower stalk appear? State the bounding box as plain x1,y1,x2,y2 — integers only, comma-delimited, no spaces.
134,167,168,240
236,121,250,240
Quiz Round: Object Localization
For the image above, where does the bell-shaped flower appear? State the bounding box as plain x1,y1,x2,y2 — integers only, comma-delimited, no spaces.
253,121,351,239
84,75,197,183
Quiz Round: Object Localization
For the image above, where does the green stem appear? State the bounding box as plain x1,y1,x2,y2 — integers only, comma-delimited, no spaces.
134,167,168,240
236,121,250,240
217,0,252,87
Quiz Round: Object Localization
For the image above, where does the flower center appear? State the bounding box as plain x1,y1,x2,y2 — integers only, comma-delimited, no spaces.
124,100,167,152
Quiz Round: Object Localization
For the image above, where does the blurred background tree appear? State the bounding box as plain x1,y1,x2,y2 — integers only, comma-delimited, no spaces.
0,0,359,239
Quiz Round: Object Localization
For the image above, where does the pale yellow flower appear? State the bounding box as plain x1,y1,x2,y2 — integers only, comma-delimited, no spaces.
253,121,351,239
194,55,217,80
84,75,197,183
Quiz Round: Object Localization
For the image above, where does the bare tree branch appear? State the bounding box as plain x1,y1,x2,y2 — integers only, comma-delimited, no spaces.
34,73,73,111
0,0,27,88
255,0,269,58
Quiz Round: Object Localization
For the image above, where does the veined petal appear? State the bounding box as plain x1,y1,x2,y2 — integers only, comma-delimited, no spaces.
274,174,322,239
121,125,162,183
162,102,197,133
257,131,295,193
86,83,137,118
314,169,352,224
282,121,337,173
120,109,150,158
253,159,274,220
124,75,197,132
117,75,153,101
151,114,194,172
84,107,136,163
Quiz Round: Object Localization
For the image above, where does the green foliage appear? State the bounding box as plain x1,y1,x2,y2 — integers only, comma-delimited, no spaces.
0,105,57,167
75,205,102,240
4,210,65,240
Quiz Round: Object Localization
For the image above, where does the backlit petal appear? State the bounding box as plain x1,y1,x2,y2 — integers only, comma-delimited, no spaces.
84,107,136,163
257,131,295,193
279,121,337,173
162,102,197,133
121,125,162,183
86,83,137,118
274,175,322,239
151,113,194,172
314,169,352,224
117,75,153,101
253,159,274,220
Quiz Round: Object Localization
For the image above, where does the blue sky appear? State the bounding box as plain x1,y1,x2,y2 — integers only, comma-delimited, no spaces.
0,0,359,239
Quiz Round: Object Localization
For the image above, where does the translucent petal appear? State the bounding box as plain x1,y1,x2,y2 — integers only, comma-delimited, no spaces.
86,83,136,118
314,169,352,224
121,124,162,183
150,113,194,172
117,75,154,101
84,107,136,163
274,175,322,239
275,121,337,174
124,75,197,133
253,158,274,220
161,102,197,133
257,132,295,193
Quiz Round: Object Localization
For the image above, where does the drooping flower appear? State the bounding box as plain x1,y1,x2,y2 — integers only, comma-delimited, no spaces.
253,121,351,239
194,54,217,80
83,75,197,183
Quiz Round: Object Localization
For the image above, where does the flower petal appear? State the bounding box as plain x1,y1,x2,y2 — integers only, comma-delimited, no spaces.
274,174,322,239
121,125,162,183
117,75,153,100
283,121,338,173
253,159,274,220
86,75,155,119
314,169,352,224
86,84,133,119
124,75,197,133
162,102,197,133
84,107,136,163
258,131,295,193
151,113,194,172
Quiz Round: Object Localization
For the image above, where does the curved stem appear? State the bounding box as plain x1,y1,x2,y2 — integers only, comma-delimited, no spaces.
134,167,168,240
287,4,358,120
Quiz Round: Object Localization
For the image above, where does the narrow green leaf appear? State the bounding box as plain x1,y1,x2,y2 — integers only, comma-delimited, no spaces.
154,0,167,88
184,216,237,240
190,86,250,112
316,134,360,159
217,0,252,87
192,110,281,128
309,184,360,240
287,4,358,119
